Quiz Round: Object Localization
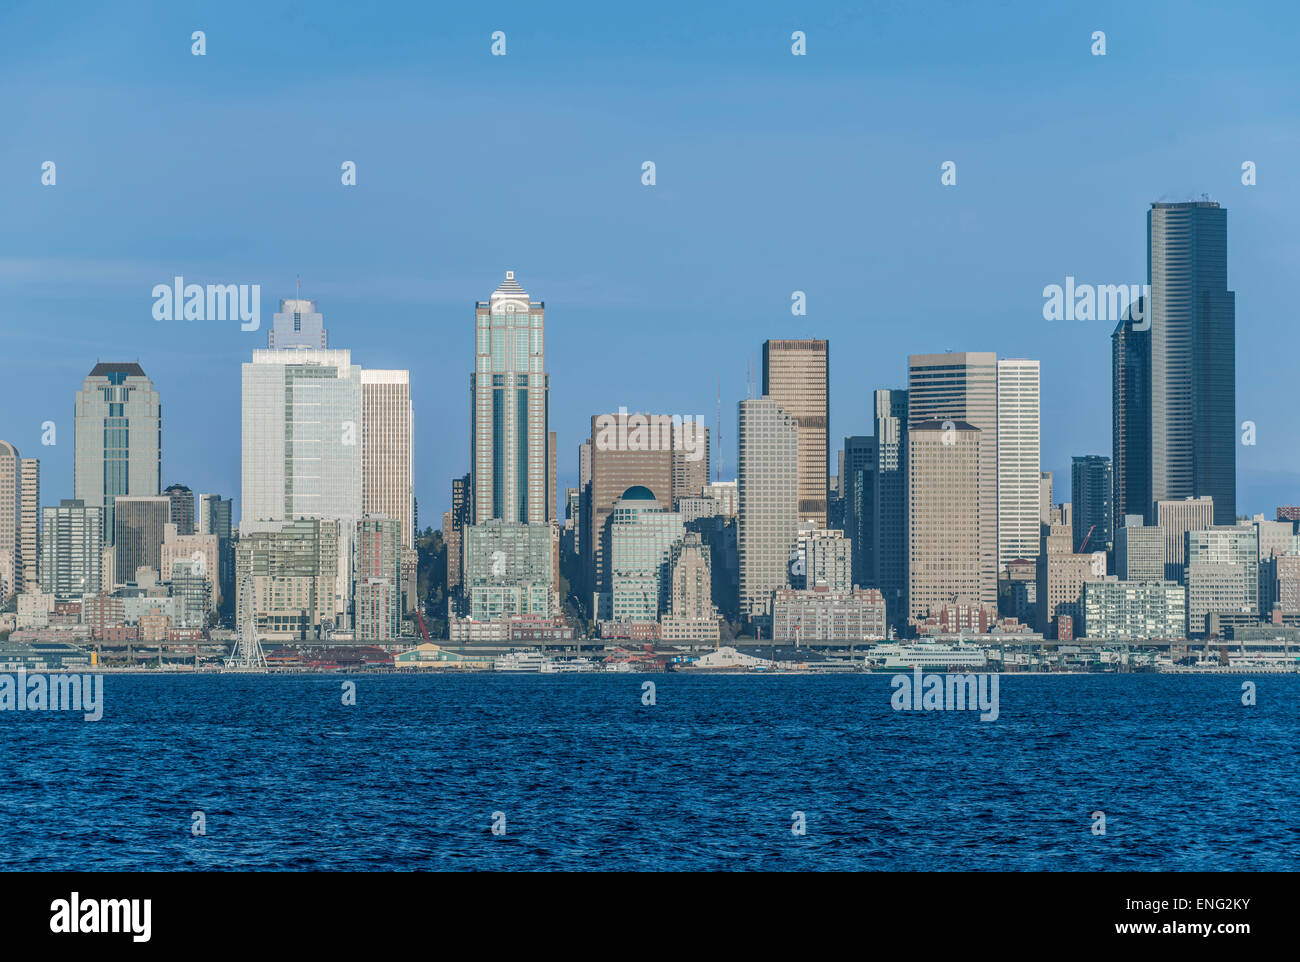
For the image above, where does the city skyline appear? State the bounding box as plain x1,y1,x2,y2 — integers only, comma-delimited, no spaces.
4,2,1296,525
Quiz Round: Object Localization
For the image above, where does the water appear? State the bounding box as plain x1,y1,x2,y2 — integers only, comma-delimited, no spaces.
1,673,1296,870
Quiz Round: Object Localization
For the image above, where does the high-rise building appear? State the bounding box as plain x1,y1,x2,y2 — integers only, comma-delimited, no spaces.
908,419,983,622
737,397,799,627
164,483,195,535
470,271,549,525
236,519,342,638
161,523,220,606
996,359,1041,567
841,435,876,590
1115,515,1164,582
268,298,328,349
0,441,19,599
585,411,674,620
242,348,362,610
1083,581,1186,641
461,520,556,621
548,430,558,522
1155,496,1215,582
660,532,720,643
1112,300,1151,528
19,457,39,591
609,487,684,624
1148,201,1236,525
1039,471,1053,524
446,473,471,593
40,499,103,601
1186,525,1258,636
762,339,829,526
671,421,711,507
1071,455,1113,554
792,524,852,592
354,515,402,640
197,494,233,539
74,362,161,543
872,389,909,629
113,495,171,585
361,369,414,548
908,353,997,606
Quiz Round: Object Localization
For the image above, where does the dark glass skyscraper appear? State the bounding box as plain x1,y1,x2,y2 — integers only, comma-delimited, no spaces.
1112,299,1150,531
1148,201,1236,525
1071,455,1113,553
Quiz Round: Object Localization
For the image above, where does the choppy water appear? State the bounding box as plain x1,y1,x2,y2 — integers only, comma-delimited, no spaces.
1,673,1296,870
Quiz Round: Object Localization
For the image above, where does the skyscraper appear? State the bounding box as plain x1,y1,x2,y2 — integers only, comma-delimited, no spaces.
113,495,171,584
74,362,161,544
164,483,195,535
19,457,39,590
242,348,362,614
361,369,414,548
1071,455,1114,554
1112,300,1151,528
841,434,876,588
908,352,997,607
996,359,1041,567
0,441,18,598
1156,496,1215,583
268,298,328,349
471,271,549,525
737,397,798,626
872,389,909,628
762,339,829,526
908,419,983,622
40,499,103,601
1148,201,1236,525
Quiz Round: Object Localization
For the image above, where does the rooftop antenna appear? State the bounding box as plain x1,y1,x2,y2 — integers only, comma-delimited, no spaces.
296,274,301,300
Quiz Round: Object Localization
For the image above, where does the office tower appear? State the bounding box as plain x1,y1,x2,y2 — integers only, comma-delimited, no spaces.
242,348,362,611
792,525,852,592
161,523,220,603
908,419,983,622
470,271,549,524
1036,512,1101,638
164,483,195,535
608,487,684,624
660,532,720,643
762,339,829,525
1155,496,1215,582
268,298,328,349
1186,526,1258,636
1071,455,1113,553
361,369,414,548
1039,471,1053,524
1112,299,1151,528
40,499,103,601
547,430,557,522
908,353,997,606
1116,515,1164,582
737,397,799,626
197,494,233,539
997,359,1041,567
872,389,909,628
236,519,342,638
841,435,877,589
113,495,171,584
0,442,18,598
355,515,402,640
671,421,711,507
74,362,161,543
1148,201,1236,524
446,473,471,593
19,458,38,591
169,558,213,628
461,520,556,621
585,411,674,620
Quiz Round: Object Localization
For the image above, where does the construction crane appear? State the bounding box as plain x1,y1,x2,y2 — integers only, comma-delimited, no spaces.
1079,524,1097,553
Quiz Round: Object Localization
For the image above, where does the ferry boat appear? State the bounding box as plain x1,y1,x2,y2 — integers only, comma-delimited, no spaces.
493,651,550,672
863,642,988,671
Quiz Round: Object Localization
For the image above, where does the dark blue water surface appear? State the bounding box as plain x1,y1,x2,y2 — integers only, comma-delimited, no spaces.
1,673,1296,870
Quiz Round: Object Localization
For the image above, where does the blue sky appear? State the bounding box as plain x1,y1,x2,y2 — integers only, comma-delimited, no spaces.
2,0,1298,523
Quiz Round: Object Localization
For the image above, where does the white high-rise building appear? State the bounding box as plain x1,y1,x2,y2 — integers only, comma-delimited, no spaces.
241,348,361,621
268,298,328,349
361,370,414,548
996,359,1041,568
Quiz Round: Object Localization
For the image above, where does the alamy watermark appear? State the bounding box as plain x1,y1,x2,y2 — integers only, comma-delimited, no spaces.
1042,277,1148,329
152,276,260,330
593,407,707,462
890,667,999,722
0,669,103,721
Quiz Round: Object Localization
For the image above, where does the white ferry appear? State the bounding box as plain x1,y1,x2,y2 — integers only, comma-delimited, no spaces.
864,643,988,671
494,651,550,672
